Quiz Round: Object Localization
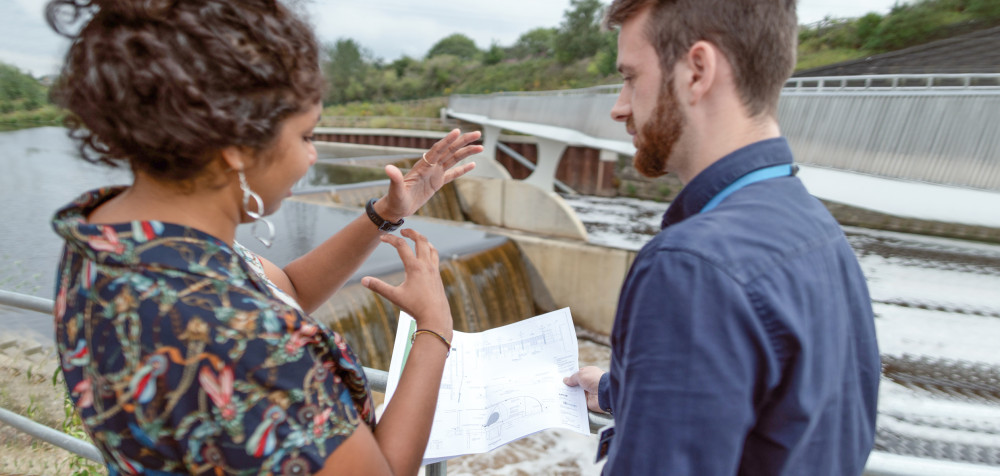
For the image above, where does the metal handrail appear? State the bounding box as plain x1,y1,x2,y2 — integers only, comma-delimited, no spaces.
292,179,392,197
783,73,1000,92
0,290,612,473
0,406,104,463
450,83,623,99
0,289,53,315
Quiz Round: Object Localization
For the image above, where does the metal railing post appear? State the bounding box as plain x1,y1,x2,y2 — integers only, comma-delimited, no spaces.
426,460,447,476
0,407,105,463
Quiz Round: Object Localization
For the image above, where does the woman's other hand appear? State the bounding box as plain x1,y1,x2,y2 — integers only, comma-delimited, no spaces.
373,129,483,221
360,229,452,336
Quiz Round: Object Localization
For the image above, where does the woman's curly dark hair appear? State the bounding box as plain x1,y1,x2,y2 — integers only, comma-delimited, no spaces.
46,0,324,183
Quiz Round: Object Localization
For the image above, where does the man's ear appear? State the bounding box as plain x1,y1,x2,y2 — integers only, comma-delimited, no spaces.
681,40,718,106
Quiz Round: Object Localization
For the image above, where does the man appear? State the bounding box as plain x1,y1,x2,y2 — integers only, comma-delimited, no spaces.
564,0,880,474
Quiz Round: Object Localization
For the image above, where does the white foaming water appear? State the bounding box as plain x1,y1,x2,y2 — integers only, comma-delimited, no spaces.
444,429,604,476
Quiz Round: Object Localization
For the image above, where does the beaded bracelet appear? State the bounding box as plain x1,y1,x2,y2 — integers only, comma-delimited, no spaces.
411,329,452,356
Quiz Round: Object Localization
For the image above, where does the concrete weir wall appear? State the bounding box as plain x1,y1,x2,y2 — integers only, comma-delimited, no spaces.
452,175,634,334
452,176,588,241
503,231,635,335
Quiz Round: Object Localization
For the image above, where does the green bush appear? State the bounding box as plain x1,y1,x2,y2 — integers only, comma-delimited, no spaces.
427,34,480,60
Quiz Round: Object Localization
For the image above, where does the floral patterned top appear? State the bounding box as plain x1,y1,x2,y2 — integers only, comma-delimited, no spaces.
51,187,375,475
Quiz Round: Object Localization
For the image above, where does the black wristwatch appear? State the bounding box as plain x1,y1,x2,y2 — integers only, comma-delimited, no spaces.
365,198,404,232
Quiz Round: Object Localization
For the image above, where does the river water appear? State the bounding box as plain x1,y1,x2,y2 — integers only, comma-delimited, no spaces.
2,127,999,472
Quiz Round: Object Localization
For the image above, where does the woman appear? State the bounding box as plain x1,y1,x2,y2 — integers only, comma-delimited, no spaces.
47,0,482,474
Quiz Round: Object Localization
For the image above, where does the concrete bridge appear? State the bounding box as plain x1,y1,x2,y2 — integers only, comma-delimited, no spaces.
445,73,1000,234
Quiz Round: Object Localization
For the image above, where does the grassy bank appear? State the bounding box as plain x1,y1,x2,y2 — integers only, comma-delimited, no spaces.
0,105,64,132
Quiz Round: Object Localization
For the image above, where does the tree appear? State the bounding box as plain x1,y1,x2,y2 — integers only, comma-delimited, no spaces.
509,27,557,59
390,56,417,78
423,55,465,94
484,41,505,66
554,0,605,64
426,34,480,60
855,13,884,48
0,62,48,113
589,29,619,77
323,38,373,104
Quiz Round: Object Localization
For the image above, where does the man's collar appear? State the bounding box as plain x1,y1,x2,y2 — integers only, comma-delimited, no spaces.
662,137,794,228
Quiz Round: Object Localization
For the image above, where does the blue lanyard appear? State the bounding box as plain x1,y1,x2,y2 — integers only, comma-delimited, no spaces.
699,164,795,214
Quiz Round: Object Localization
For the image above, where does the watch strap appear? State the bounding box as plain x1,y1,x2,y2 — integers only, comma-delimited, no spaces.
365,198,404,232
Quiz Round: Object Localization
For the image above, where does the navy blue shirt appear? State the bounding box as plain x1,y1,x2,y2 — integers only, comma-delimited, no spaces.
598,138,879,475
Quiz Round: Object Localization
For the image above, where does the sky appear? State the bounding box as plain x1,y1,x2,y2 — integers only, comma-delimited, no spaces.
1,0,905,78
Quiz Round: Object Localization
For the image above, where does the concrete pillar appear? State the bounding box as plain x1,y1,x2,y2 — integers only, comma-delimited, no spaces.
523,137,568,193
598,149,619,195
467,124,512,180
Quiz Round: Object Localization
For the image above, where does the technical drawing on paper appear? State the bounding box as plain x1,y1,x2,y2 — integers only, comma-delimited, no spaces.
384,308,590,464
482,396,545,445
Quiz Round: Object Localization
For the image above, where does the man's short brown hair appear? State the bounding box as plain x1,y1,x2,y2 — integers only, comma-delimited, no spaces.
606,0,797,117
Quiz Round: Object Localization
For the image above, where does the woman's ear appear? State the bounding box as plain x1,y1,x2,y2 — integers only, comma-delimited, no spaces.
219,145,247,172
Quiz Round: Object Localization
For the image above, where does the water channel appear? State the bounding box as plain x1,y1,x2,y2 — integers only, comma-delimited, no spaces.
1,127,999,472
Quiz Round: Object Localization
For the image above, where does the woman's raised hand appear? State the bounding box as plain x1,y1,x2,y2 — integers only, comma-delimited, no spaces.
360,229,452,335
375,129,483,221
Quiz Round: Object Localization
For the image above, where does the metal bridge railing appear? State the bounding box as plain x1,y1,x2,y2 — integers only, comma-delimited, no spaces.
449,73,1000,192
783,73,1000,93
450,83,623,99
0,289,613,475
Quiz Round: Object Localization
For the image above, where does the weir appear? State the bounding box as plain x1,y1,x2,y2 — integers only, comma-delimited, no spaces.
282,156,629,339
310,239,536,370
234,196,541,370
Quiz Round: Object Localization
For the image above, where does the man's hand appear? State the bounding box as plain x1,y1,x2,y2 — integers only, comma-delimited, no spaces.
564,366,608,414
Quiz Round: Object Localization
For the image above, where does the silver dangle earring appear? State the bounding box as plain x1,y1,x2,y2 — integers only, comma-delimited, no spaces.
238,170,276,247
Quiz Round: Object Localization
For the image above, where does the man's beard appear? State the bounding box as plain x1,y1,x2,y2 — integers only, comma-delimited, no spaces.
630,79,685,178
